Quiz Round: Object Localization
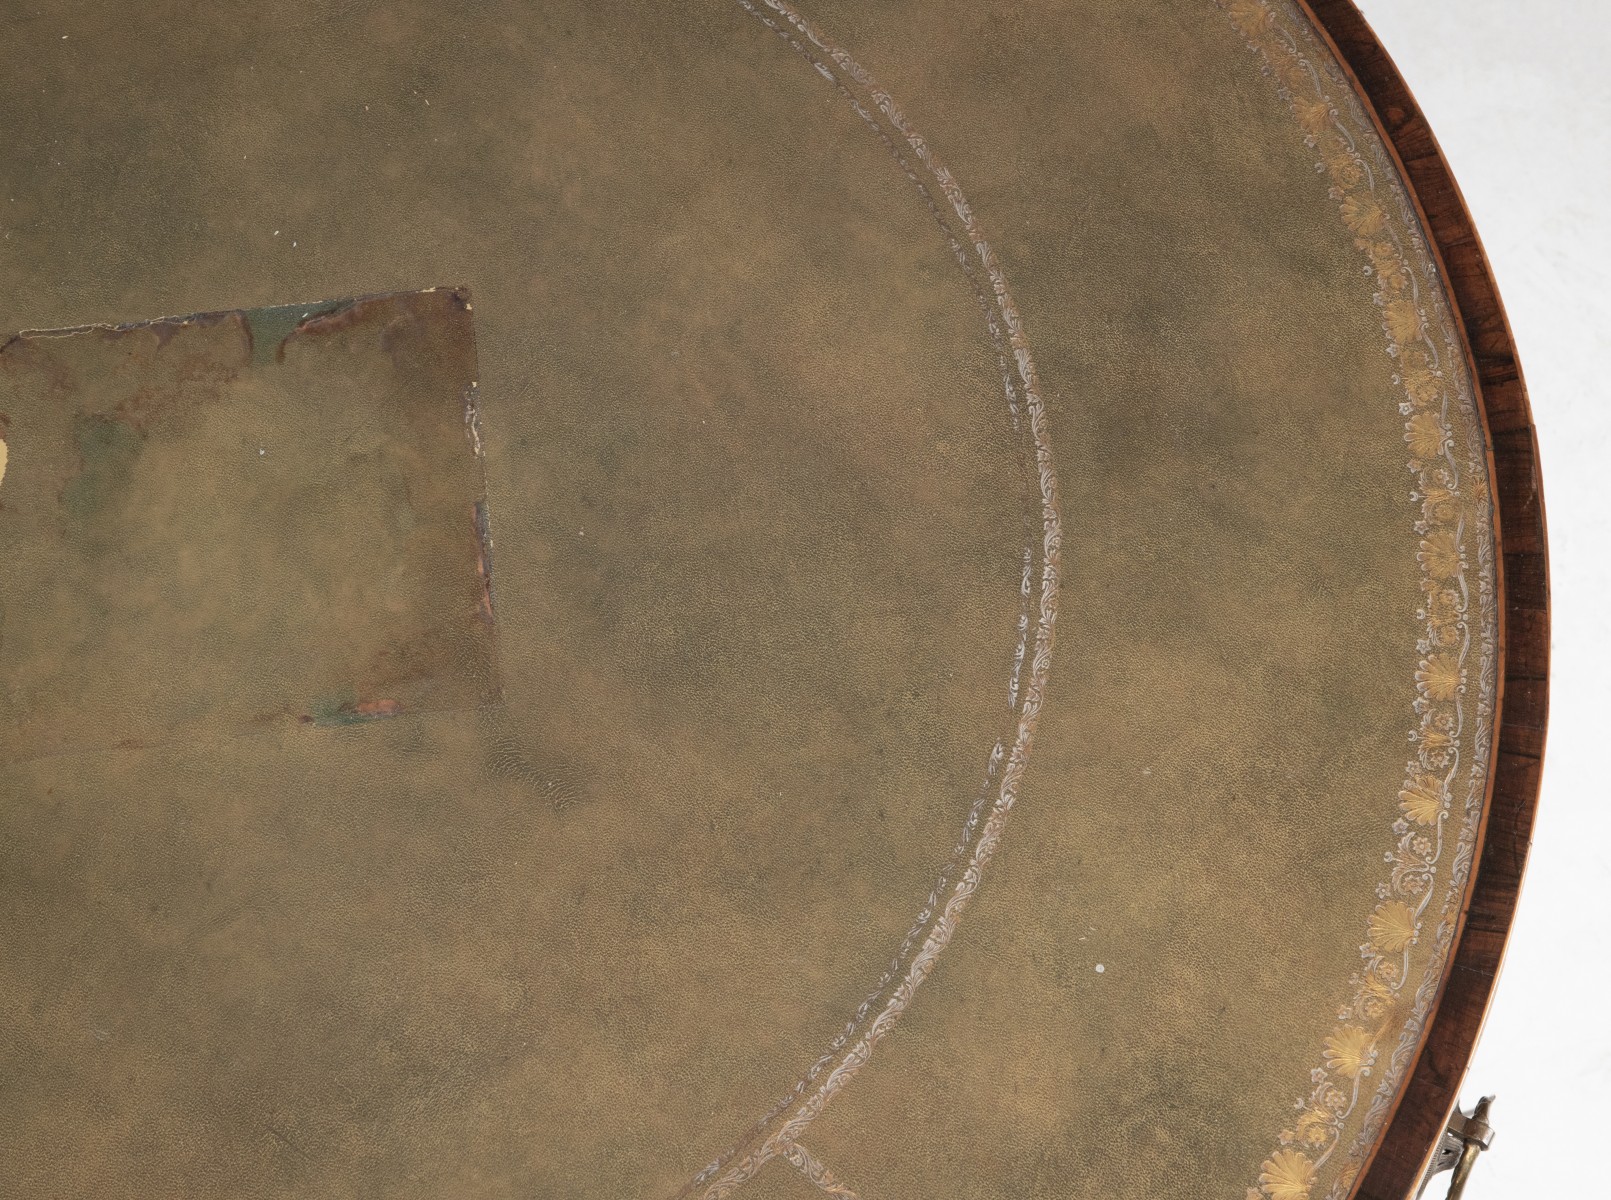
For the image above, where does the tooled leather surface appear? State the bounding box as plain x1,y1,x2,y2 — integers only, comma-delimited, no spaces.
0,3,1494,1198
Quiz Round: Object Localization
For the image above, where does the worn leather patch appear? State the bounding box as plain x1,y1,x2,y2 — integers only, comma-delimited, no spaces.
0,287,498,762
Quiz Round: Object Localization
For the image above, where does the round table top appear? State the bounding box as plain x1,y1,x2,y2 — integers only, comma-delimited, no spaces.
0,3,1545,1198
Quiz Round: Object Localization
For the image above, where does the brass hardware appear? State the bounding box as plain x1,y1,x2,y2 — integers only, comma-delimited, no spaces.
1416,1095,1496,1200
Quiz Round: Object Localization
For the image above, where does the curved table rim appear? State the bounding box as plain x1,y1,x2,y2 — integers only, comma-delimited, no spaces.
1296,2,1552,1196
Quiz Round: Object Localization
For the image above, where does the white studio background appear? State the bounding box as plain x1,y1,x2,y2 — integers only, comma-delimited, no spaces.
1355,2,1611,1195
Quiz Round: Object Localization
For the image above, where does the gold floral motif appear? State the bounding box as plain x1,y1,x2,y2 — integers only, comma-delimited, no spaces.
1418,529,1463,579
1371,254,1410,299
1415,652,1462,702
1355,967,1399,1020
1260,1149,1319,1200
1401,362,1443,407
1227,0,1273,32
1363,236,1400,271
1383,298,1425,344
1326,152,1365,190
1405,411,1450,461
1416,726,1455,758
1294,1106,1337,1148
1338,195,1386,236
1322,1027,1377,1079
1367,901,1418,953
1419,483,1459,527
1426,586,1463,627
1398,773,1447,826
1294,96,1334,136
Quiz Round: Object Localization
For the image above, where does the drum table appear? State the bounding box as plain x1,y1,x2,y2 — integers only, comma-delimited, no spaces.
0,3,1548,1198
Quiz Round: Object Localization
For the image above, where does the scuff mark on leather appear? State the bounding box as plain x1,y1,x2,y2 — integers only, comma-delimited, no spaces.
472,498,496,623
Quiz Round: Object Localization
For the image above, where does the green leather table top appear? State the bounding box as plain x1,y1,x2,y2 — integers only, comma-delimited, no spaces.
0,4,1500,1199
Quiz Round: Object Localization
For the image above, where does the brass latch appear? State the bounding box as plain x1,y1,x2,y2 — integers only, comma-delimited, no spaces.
1416,1096,1496,1200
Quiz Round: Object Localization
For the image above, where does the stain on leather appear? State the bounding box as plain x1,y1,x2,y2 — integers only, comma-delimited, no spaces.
0,287,498,763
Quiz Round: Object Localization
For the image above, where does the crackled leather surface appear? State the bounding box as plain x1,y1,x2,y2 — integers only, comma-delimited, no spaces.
0,3,1497,1199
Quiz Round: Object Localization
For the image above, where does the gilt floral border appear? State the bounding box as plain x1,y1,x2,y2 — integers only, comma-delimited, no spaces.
1218,3,1500,1199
